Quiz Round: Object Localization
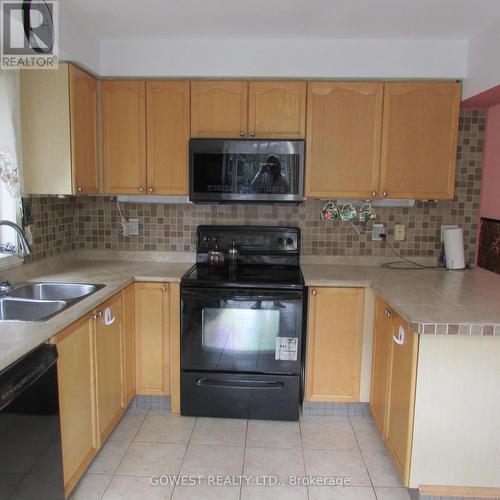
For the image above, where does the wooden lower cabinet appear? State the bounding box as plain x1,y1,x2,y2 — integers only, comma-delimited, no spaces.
53,281,177,495
386,315,419,486
94,292,125,443
122,284,136,404
305,287,365,402
54,315,98,497
370,297,419,486
135,282,170,395
370,297,393,435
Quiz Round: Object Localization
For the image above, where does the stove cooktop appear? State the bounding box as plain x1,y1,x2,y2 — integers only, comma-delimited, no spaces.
181,263,304,289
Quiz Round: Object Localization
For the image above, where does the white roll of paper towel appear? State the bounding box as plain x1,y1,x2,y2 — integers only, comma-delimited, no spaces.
443,227,466,270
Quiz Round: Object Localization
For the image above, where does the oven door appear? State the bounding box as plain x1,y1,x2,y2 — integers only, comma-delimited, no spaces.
181,287,303,375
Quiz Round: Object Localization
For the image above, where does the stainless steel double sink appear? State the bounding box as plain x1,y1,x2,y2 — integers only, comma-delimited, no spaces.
0,283,105,322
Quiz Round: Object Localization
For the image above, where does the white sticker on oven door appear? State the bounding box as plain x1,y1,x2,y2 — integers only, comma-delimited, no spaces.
275,337,298,361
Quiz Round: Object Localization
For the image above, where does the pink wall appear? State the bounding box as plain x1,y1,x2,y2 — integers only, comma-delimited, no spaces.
479,104,500,220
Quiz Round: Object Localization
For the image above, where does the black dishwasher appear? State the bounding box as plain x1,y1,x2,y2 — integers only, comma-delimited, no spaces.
0,344,64,499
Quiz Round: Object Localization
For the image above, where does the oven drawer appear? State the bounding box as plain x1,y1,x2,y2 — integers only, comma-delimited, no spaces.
181,371,300,421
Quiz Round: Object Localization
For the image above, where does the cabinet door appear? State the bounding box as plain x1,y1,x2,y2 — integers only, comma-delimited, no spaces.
55,315,97,496
386,315,419,486
20,64,73,194
191,81,248,138
122,284,136,405
135,282,170,395
248,81,306,138
305,287,364,402
306,82,383,199
370,297,393,436
380,82,460,199
95,292,124,442
103,80,147,194
146,81,190,195
69,64,99,194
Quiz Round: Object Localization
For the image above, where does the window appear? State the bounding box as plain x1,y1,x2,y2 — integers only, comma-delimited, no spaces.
0,69,23,270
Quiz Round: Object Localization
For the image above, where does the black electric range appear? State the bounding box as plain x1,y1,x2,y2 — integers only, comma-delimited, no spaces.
180,226,306,421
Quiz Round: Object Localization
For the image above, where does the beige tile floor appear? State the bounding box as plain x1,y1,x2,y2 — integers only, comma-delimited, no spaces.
71,409,411,500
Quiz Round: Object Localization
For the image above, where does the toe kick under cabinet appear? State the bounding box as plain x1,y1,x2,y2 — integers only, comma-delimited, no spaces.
370,296,500,494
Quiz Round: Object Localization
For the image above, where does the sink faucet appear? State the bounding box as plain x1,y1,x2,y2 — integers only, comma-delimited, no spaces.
0,220,32,256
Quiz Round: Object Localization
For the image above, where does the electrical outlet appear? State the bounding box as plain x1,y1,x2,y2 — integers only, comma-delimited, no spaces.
394,224,405,241
121,218,139,236
372,223,385,241
127,218,139,236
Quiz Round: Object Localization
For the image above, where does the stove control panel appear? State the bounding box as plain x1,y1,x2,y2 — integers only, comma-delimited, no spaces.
197,226,300,254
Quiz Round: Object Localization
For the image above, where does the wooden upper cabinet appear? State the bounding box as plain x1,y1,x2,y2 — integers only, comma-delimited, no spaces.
370,297,393,436
146,81,190,195
20,63,98,195
191,80,248,138
305,287,365,402
380,82,460,199
248,81,306,138
386,314,419,486
306,82,383,199
69,65,99,194
103,80,147,194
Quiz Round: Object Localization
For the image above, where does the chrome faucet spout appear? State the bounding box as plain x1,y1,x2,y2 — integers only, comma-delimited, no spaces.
0,220,32,256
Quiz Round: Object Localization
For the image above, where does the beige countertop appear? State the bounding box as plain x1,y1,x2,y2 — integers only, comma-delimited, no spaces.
0,258,192,372
302,264,500,336
1,254,499,372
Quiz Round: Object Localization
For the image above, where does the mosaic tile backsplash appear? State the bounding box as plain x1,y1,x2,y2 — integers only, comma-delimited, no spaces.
74,110,484,262
25,196,76,263
28,109,485,263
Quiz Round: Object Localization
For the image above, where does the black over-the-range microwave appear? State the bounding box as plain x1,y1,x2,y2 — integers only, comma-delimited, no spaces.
189,139,305,203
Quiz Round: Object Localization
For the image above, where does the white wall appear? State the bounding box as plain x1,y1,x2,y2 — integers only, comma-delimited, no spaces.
59,7,100,74
99,38,467,79
463,20,500,99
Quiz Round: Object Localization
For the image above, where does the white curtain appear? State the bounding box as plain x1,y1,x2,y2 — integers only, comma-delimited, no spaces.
0,69,22,249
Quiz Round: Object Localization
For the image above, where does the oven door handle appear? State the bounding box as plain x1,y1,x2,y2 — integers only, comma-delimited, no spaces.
195,378,284,390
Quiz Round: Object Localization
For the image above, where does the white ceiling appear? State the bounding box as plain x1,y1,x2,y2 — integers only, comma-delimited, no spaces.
63,0,500,40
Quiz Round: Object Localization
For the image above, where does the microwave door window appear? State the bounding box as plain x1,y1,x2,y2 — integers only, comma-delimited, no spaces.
251,155,290,194
192,153,232,193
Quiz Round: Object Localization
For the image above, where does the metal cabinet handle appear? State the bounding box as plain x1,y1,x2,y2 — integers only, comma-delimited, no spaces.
91,310,103,320
104,307,115,326
393,325,405,345
239,131,245,137
138,187,145,192
148,187,154,193
76,186,83,193
250,131,256,137
383,191,388,197
161,286,167,292
311,289,317,296
372,191,377,197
